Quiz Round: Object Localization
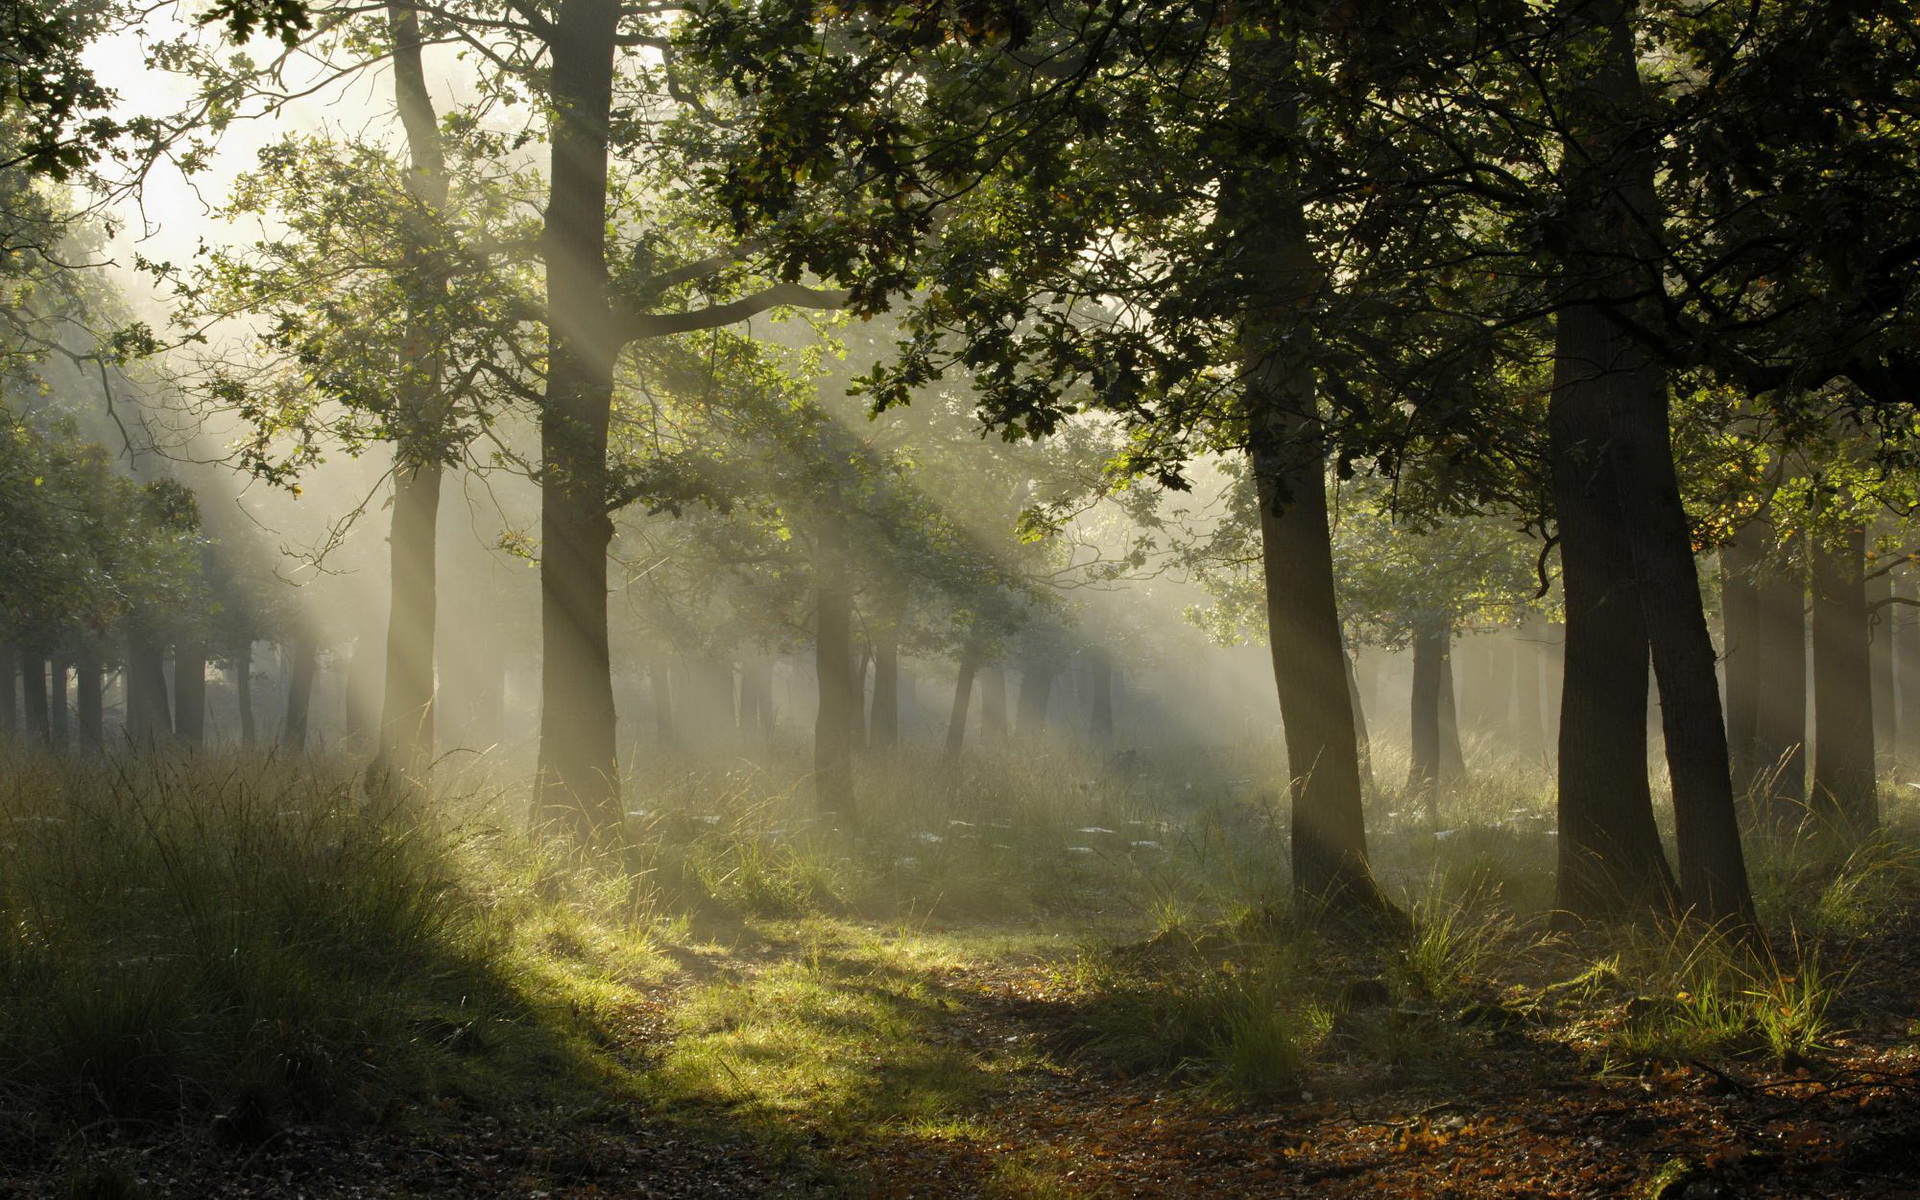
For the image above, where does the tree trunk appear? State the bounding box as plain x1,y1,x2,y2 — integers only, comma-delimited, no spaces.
281,637,318,751
47,659,68,748
1015,665,1053,736
1438,638,1466,784
1548,308,1676,921
871,637,899,750
1408,618,1444,803
870,584,903,749
852,643,871,748
1720,527,1765,796
1225,30,1389,918
534,0,623,836
1752,524,1807,813
977,662,1007,742
945,642,982,759
1810,523,1877,835
76,651,101,749
234,642,255,748
1089,654,1115,743
1868,557,1896,767
21,657,49,745
126,639,172,745
1514,618,1547,759
650,655,674,744
174,639,206,747
370,0,452,791
1896,568,1920,765
740,657,774,742
813,520,856,814
1549,0,1752,926
0,643,14,739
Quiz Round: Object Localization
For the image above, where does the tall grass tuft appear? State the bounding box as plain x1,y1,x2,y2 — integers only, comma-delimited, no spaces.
0,750,529,1135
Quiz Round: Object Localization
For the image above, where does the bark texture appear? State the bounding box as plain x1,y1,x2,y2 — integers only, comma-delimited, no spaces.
534,0,623,835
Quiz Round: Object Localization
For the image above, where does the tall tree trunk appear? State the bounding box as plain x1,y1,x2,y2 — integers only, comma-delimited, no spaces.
1752,524,1807,814
813,520,856,814
1015,665,1053,736
1226,29,1389,918
1810,523,1877,835
1438,638,1466,784
47,659,68,748
126,639,172,745
979,662,1008,742
281,637,318,751
1407,617,1444,803
870,583,903,749
852,643,871,748
1868,557,1896,767
945,641,982,759
535,0,622,835
21,657,49,744
1896,568,1920,765
650,655,674,744
871,640,899,752
0,643,14,740
740,657,774,742
76,651,101,749
1549,0,1752,925
234,642,255,748
1089,654,1115,743
174,639,206,747
1720,527,1765,796
1548,311,1676,921
1514,618,1547,759
372,0,451,791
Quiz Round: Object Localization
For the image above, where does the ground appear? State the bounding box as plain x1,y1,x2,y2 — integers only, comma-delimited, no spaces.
17,910,1920,1198
6,751,1919,1198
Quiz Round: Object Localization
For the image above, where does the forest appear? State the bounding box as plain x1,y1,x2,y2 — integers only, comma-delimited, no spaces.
3,0,1920,1195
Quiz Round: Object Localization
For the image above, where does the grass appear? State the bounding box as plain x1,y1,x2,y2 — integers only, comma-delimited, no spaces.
3,734,1916,1192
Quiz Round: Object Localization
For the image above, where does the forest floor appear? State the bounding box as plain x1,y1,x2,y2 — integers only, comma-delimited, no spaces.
23,907,1920,1199
5,750,1920,1197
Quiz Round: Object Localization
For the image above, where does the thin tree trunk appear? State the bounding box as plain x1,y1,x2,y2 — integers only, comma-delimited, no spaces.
281,637,318,751
979,662,1008,742
21,657,49,745
1514,618,1546,759
871,637,899,750
1752,524,1807,814
813,520,856,814
1720,528,1765,796
945,641,982,759
76,651,101,749
1408,617,1444,804
535,0,622,836
47,659,68,748
0,643,14,740
372,0,451,791
1089,654,1115,743
853,643,871,748
1015,666,1053,736
1811,523,1877,835
234,642,256,748
174,639,206,747
1439,637,1466,784
1868,556,1896,766
651,655,674,744
1896,568,1920,765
